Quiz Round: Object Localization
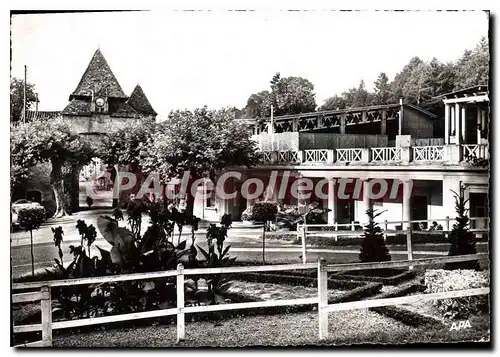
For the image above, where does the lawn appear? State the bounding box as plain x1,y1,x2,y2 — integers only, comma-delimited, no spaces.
52,310,490,347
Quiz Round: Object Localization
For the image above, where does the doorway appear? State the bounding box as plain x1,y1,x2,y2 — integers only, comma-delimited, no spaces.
411,195,428,229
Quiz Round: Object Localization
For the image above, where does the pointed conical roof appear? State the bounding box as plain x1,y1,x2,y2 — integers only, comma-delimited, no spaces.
126,84,157,116
70,49,127,100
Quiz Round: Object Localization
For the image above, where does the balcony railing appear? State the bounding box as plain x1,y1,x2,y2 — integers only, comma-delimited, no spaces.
371,147,401,162
304,149,329,163
336,148,362,163
463,144,489,161
413,146,445,162
259,144,489,166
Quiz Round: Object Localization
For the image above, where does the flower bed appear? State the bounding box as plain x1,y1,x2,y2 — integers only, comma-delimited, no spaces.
424,269,490,320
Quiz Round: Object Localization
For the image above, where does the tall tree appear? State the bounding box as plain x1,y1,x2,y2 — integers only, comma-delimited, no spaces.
318,95,347,111
373,72,391,105
454,36,489,89
10,77,37,123
389,56,424,104
144,107,260,214
243,90,271,118
11,119,94,217
243,72,317,117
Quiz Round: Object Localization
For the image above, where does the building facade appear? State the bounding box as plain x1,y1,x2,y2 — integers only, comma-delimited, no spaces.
195,87,489,231
13,49,157,213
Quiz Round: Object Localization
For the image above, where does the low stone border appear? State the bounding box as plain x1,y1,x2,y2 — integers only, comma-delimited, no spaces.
333,269,415,285
366,279,442,327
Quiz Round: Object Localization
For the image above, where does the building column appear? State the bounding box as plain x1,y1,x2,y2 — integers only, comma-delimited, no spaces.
455,103,461,145
327,179,336,224
477,107,482,144
402,180,412,230
443,177,462,218
461,104,467,144
381,110,387,135
444,103,450,144
363,180,373,214
340,114,346,134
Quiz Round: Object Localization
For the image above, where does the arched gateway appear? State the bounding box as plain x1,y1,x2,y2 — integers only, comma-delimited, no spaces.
19,49,157,213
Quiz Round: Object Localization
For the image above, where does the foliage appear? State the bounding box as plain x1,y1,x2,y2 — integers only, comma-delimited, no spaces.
18,206,47,276
17,206,46,231
318,37,488,110
446,186,480,270
192,214,236,304
98,120,157,170
10,118,95,217
10,77,37,123
425,269,489,319
359,208,391,263
243,72,317,117
274,202,330,230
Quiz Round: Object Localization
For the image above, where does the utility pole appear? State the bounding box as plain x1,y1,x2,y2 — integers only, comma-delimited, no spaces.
35,93,39,115
23,65,27,123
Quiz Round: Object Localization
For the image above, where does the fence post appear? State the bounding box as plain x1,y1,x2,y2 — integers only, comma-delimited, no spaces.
41,286,52,346
317,258,328,340
176,263,185,342
406,228,413,270
301,225,307,264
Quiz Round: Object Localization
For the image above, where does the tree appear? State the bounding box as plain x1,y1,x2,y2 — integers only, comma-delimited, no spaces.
10,77,37,123
243,91,272,118
11,119,95,217
389,56,424,104
243,72,317,117
318,95,347,111
373,72,391,105
359,207,391,263
144,107,260,214
446,185,480,270
250,202,278,263
454,37,489,89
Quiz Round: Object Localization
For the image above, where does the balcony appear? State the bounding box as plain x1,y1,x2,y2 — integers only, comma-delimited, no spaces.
259,144,489,166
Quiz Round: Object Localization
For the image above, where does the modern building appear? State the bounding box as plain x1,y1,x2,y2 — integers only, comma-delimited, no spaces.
196,86,489,231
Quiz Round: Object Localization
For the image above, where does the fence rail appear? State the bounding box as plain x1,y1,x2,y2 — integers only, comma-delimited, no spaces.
317,253,490,339
297,217,489,264
12,253,489,346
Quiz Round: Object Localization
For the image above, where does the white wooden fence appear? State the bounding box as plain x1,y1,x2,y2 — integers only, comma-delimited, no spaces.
317,254,490,339
297,217,489,264
12,253,489,346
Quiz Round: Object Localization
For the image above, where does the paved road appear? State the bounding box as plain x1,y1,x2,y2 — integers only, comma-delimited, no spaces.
10,209,489,279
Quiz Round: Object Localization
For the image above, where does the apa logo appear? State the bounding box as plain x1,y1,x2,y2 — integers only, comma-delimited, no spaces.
449,320,472,331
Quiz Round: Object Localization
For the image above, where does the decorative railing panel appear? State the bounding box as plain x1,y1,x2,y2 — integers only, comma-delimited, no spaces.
304,150,328,163
278,151,300,164
371,147,402,162
336,148,362,162
413,146,445,161
463,144,489,161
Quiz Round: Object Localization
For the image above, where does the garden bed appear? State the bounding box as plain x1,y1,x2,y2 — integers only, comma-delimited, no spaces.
333,268,415,285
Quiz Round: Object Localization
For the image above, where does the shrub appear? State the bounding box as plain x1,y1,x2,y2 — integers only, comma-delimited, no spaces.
359,208,391,263
18,206,47,276
446,185,479,270
425,269,489,320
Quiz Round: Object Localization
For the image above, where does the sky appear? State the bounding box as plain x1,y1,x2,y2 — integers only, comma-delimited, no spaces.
11,10,489,119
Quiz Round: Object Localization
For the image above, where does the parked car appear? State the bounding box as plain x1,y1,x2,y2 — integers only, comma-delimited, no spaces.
11,199,45,230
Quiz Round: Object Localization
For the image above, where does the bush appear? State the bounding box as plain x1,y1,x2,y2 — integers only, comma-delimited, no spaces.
425,269,489,320
359,208,391,263
18,206,46,230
